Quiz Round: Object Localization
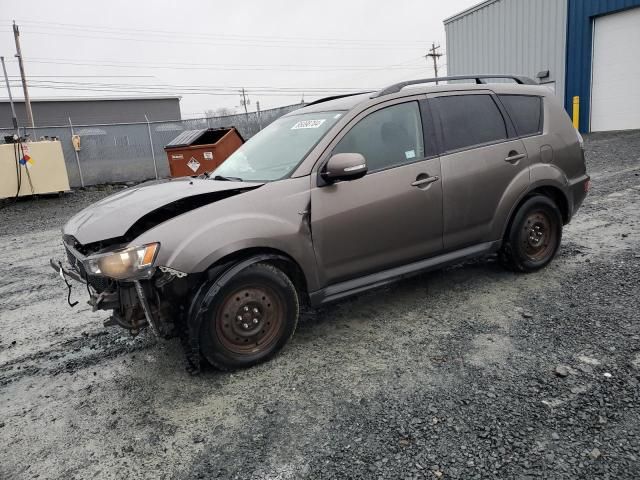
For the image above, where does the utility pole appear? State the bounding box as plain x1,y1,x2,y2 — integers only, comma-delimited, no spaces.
256,100,262,130
239,88,250,117
13,21,34,128
426,42,443,85
1,56,19,133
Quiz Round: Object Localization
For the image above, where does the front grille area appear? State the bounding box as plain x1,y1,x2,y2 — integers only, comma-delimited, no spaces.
64,244,112,293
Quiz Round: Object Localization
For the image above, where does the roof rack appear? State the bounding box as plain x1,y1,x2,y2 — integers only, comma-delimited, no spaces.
304,91,373,107
372,75,537,98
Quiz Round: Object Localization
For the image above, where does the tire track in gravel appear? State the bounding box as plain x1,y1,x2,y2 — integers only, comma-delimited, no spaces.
0,330,157,386
0,229,67,309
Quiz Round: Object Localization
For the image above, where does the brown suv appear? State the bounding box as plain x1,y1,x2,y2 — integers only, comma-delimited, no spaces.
52,75,590,371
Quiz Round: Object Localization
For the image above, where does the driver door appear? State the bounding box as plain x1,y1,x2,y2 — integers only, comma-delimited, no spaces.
310,99,444,286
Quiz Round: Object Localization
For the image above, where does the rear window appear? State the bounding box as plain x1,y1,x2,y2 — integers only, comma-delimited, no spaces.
499,95,543,137
433,94,507,152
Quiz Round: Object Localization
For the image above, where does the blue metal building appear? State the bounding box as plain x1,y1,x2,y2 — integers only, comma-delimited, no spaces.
445,0,640,132
565,0,640,132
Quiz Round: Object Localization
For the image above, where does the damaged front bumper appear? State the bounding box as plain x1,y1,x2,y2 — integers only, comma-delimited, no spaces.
50,258,81,308
51,258,83,284
49,257,166,337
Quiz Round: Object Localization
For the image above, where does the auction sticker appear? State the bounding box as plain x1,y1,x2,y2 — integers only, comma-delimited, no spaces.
291,119,326,130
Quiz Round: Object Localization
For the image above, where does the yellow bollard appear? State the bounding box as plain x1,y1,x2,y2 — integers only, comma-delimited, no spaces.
572,96,580,130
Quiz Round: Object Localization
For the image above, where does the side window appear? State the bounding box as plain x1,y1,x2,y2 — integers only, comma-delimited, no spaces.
499,95,543,137
433,94,507,152
333,102,424,172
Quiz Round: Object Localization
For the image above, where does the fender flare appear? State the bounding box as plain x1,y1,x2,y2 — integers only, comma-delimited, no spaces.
499,180,570,240
185,253,290,368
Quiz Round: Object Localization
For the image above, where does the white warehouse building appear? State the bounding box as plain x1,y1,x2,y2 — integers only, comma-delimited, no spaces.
444,0,640,133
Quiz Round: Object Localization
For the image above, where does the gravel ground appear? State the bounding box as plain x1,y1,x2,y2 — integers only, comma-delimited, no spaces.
1,131,639,479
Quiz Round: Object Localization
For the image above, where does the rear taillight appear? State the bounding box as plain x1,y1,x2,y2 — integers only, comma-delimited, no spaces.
584,179,591,193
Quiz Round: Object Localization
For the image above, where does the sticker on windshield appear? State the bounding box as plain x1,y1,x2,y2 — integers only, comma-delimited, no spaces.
291,119,326,130
405,150,416,159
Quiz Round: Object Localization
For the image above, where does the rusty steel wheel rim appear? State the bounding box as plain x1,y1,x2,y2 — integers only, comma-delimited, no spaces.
215,285,284,355
521,210,556,262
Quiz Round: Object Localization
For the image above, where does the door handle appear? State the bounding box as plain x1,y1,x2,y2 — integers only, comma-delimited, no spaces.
505,152,526,164
411,175,439,188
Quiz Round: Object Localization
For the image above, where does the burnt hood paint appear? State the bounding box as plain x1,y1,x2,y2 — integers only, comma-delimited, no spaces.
63,178,263,245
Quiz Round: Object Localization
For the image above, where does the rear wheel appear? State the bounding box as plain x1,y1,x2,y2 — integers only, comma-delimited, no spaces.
500,195,563,272
199,263,299,370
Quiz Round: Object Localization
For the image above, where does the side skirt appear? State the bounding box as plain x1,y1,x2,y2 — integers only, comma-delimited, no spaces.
308,240,501,307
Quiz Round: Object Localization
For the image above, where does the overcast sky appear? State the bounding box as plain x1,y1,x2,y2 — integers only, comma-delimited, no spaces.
1,0,478,119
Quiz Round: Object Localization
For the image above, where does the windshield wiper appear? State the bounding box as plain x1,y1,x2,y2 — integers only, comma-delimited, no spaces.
213,175,243,182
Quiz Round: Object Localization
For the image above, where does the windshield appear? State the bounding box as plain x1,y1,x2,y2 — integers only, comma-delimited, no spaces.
212,110,344,182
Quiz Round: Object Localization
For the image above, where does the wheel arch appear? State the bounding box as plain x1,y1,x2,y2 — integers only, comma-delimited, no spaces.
529,185,570,224
203,247,310,302
501,183,570,241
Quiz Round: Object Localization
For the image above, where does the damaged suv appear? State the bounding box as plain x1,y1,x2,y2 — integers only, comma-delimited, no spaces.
52,75,590,371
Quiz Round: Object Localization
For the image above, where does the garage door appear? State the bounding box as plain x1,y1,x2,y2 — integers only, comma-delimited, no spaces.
590,7,640,132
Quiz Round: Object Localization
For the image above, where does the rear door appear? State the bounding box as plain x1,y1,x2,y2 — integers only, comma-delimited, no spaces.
429,91,529,250
310,98,443,285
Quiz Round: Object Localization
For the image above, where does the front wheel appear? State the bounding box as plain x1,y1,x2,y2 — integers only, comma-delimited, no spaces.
199,263,299,370
500,195,563,272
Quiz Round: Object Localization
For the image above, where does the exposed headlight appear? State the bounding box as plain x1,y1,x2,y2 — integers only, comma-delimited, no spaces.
84,243,159,280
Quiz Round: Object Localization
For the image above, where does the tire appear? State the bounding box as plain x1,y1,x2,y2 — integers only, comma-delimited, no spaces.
500,195,563,273
199,263,299,370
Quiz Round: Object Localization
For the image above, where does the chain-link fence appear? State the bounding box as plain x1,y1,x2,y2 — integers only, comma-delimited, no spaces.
0,103,304,187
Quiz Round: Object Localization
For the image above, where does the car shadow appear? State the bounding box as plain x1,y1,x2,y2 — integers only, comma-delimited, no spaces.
296,253,510,333
192,253,513,377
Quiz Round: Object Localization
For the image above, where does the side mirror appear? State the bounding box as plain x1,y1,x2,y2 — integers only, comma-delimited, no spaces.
321,153,367,184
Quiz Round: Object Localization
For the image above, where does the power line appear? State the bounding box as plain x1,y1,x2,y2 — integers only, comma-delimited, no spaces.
19,79,369,91
17,28,432,51
4,57,427,72
7,74,155,78
5,18,437,47
5,82,369,98
0,58,429,105
14,84,368,97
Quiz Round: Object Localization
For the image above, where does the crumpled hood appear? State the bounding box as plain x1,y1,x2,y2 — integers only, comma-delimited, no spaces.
63,177,262,245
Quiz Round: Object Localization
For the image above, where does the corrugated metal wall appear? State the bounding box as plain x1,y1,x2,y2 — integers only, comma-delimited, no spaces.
565,0,640,132
445,0,568,103
0,98,182,128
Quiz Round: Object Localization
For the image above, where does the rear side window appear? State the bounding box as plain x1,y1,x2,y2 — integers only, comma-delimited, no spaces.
433,94,507,152
499,95,543,137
